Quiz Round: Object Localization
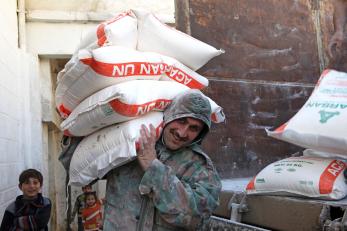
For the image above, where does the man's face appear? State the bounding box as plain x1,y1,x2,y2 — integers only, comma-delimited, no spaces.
163,117,204,151
19,177,41,199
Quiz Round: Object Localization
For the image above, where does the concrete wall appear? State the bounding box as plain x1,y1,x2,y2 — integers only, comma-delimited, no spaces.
0,0,44,220
25,0,174,18
26,2,175,56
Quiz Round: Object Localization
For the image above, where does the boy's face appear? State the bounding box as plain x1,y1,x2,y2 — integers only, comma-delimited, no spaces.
86,195,96,207
19,177,41,199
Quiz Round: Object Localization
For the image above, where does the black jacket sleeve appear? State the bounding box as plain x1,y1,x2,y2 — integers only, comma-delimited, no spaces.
33,198,51,229
0,210,15,231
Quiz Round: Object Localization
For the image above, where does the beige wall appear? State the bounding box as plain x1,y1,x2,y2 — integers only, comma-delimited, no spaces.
0,0,44,221
25,0,174,17
26,1,175,56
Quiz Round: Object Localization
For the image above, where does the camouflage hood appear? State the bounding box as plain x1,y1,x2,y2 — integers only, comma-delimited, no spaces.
163,89,212,144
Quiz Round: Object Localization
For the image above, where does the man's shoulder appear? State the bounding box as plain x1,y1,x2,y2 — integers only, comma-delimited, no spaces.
77,193,85,199
76,193,86,204
190,145,214,166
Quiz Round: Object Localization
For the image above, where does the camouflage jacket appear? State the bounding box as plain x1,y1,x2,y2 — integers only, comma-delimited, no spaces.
103,140,221,231
71,193,86,219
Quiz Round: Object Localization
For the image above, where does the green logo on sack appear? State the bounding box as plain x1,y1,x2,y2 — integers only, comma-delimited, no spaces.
319,110,340,123
299,180,314,186
256,178,265,183
101,105,114,116
287,168,296,172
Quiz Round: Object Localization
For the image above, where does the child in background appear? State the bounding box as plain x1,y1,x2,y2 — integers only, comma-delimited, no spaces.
0,169,51,231
82,191,103,231
71,184,93,231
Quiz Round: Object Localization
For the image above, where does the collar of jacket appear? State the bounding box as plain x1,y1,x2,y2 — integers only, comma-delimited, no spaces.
156,139,214,167
15,193,45,208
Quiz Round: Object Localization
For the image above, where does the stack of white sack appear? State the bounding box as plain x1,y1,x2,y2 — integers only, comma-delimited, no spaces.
56,46,210,118
56,9,223,118
69,111,164,186
55,9,225,186
61,80,224,137
250,69,347,199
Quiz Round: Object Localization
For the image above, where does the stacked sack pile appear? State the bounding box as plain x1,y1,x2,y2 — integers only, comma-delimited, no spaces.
246,69,347,200
55,10,225,186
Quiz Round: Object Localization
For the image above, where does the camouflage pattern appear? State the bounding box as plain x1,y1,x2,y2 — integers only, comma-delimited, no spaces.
71,194,87,231
164,89,212,144
164,89,212,129
103,89,222,231
71,193,86,219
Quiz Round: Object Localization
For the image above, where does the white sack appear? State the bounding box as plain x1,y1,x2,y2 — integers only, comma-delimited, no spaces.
267,69,347,156
76,11,137,51
133,9,224,71
209,99,225,124
61,80,189,136
69,112,163,186
246,156,347,200
57,11,137,88
56,46,164,118
160,55,209,89
303,149,347,161
61,80,225,136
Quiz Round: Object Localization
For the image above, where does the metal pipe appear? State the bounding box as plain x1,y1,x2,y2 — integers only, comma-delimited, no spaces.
230,203,241,222
174,0,191,35
17,0,26,50
311,0,326,72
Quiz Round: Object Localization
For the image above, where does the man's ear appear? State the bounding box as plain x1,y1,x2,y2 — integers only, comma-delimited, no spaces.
18,184,22,191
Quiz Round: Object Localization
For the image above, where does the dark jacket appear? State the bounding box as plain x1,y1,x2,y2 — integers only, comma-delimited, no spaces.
104,141,221,231
0,193,51,231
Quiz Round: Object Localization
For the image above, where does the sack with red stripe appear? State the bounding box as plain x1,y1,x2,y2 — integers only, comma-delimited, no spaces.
69,112,163,186
303,149,347,161
55,46,164,118
61,80,189,136
76,10,137,51
133,9,224,71
61,80,225,136
56,11,137,92
160,55,208,89
267,69,347,156
246,156,347,200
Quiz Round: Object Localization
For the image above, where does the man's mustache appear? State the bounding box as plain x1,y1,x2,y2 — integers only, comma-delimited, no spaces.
170,129,188,142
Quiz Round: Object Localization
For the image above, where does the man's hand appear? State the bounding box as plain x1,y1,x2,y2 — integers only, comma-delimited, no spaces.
329,30,344,57
137,124,158,171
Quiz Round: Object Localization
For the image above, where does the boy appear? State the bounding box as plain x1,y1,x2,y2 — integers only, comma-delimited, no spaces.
0,168,51,231
71,184,92,231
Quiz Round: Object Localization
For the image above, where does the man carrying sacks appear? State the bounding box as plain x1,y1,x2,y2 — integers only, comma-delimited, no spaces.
103,89,222,230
